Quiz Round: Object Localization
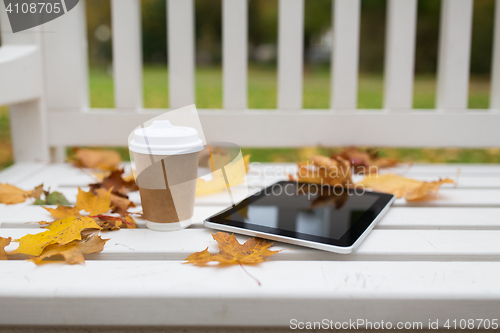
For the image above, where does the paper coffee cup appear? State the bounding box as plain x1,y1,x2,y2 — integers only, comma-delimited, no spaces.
129,120,204,231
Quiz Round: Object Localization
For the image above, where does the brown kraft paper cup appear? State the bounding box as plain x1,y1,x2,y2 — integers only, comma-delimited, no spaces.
133,151,199,228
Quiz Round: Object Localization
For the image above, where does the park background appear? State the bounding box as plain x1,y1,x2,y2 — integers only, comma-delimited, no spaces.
1,0,500,169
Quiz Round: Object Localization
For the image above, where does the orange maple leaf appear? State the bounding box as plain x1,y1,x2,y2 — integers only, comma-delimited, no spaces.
0,237,11,260
44,188,112,219
185,232,279,266
358,173,454,201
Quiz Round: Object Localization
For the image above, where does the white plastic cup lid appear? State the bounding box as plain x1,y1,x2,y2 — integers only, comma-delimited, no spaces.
129,120,204,155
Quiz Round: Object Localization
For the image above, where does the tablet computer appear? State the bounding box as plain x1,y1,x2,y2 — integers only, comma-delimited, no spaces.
204,181,395,253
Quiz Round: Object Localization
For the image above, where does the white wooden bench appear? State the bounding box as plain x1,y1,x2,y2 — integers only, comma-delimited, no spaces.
1,0,500,330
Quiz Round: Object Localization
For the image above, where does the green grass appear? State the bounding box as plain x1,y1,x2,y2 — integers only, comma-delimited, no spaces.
0,66,498,170
89,66,491,109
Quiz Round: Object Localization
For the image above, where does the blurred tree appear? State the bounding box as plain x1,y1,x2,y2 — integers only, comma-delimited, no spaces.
141,0,167,64
84,0,495,74
359,0,386,73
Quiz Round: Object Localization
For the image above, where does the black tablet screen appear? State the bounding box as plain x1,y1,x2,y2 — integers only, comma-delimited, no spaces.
208,181,394,247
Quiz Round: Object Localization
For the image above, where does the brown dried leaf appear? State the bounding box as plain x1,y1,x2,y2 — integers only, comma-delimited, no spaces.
30,232,109,265
32,184,44,200
358,173,454,201
0,237,11,260
90,168,138,197
73,149,121,171
333,147,398,174
92,214,137,230
296,155,352,187
185,232,279,266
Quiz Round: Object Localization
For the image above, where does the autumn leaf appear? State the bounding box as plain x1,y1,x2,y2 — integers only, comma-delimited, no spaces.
44,188,112,219
332,147,398,174
93,187,135,216
32,184,44,200
34,191,70,206
295,155,352,187
0,237,11,260
92,214,137,230
30,232,109,265
185,232,279,266
358,173,454,201
12,216,101,257
90,169,138,196
0,183,43,204
73,149,122,171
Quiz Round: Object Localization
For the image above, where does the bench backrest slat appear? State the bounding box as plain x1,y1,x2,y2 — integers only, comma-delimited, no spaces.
222,0,248,109
277,0,304,110
111,0,143,110
436,0,474,111
331,0,361,110
167,0,196,109
383,0,418,111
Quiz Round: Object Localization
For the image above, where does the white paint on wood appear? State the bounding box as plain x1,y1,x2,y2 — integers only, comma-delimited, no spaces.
47,110,500,147
41,0,89,109
167,0,195,108
277,0,304,109
383,0,417,110
491,0,500,108
0,46,42,105
2,228,500,261
0,260,498,326
0,163,47,184
379,207,500,229
9,100,50,162
331,0,360,109
111,0,143,110
223,0,247,109
436,0,473,111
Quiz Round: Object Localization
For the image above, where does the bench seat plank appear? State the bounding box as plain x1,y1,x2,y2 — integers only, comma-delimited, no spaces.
3,205,500,230
2,228,499,261
0,260,498,326
50,185,500,207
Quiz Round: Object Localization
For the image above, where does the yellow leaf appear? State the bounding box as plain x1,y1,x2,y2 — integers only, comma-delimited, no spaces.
12,216,101,257
185,232,279,266
196,155,250,196
30,232,109,265
358,173,454,201
0,237,11,260
93,187,135,216
0,183,34,204
43,205,81,219
76,187,112,215
44,188,112,219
